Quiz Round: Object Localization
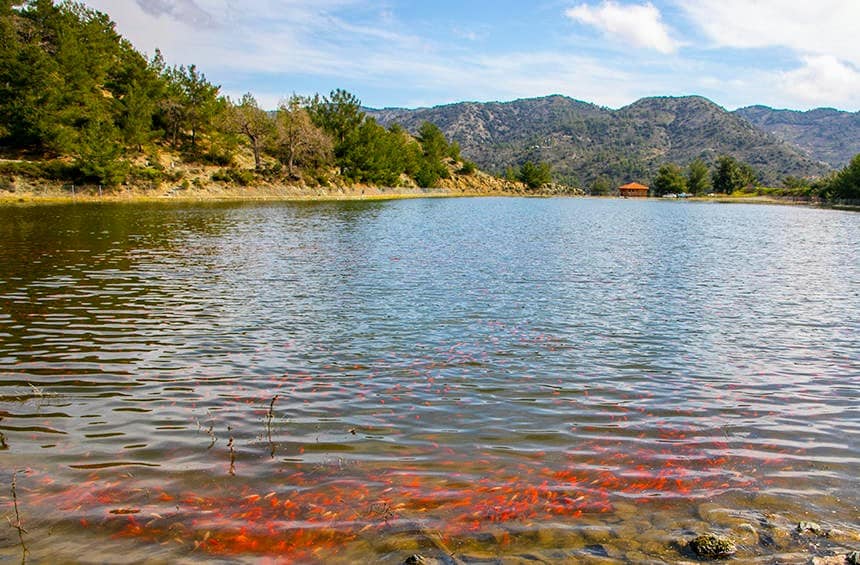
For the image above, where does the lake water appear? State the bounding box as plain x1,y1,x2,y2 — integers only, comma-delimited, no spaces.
0,198,858,564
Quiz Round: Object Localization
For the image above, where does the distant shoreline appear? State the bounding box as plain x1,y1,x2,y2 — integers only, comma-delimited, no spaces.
0,185,522,205
2,188,857,211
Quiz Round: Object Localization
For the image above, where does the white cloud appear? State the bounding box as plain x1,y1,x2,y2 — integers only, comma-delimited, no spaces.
82,0,641,109
779,56,860,108
678,0,860,66
565,1,679,54
84,0,411,76
133,0,215,28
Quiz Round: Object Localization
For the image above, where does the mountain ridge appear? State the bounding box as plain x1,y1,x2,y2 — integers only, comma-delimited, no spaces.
733,105,860,168
368,94,836,188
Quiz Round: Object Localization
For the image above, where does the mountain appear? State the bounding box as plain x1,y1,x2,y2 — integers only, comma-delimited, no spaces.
733,106,860,168
369,95,831,187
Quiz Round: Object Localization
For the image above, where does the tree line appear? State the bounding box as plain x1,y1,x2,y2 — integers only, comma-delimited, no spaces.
650,155,859,201
0,1,471,188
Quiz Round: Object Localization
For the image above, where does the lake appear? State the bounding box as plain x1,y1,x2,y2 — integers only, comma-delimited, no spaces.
0,198,858,564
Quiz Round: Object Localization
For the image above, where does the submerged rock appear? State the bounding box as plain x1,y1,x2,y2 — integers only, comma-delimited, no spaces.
732,523,759,545
813,555,858,565
812,557,841,565
688,533,737,559
584,543,610,557
848,551,860,565
797,521,825,536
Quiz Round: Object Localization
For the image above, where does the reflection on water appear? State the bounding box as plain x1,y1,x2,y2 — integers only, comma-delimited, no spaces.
0,199,858,563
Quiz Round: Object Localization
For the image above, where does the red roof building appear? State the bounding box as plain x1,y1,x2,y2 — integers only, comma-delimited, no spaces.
619,182,649,197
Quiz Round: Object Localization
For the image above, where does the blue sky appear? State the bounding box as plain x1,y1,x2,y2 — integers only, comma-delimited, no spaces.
84,0,860,112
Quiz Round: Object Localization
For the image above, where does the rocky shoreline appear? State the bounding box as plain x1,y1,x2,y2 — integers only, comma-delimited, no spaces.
356,505,860,565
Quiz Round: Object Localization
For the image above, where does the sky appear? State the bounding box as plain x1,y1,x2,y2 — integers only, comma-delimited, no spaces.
82,0,860,112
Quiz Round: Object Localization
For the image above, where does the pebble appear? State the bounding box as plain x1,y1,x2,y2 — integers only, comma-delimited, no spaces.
798,521,825,536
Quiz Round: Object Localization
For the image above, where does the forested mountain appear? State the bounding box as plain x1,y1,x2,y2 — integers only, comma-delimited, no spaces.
0,2,475,191
733,106,860,168
369,95,831,187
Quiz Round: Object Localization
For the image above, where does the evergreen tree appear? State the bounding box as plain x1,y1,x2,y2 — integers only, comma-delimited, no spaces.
686,158,711,194
308,89,365,146
418,121,448,161
339,119,409,186
74,119,128,185
712,155,757,193
822,153,860,201
121,79,159,152
414,121,450,187
652,163,686,195
174,64,221,149
590,175,612,195
519,161,552,189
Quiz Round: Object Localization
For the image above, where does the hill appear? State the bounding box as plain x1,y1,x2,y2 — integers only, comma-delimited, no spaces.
369,95,831,188
733,106,860,168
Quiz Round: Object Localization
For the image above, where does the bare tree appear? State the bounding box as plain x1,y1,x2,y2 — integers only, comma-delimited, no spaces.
273,95,332,178
228,93,272,170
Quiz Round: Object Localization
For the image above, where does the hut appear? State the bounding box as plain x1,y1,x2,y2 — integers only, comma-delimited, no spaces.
619,182,649,197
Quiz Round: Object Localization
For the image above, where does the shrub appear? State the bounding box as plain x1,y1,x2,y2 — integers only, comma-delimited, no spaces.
458,160,477,175
212,167,255,186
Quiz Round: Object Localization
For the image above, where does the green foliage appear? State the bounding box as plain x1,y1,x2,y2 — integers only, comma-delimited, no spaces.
0,159,76,180
120,79,160,151
128,166,164,184
458,160,477,175
686,158,711,194
339,119,411,186
271,95,333,178
819,153,860,201
782,175,810,190
308,89,365,147
418,122,449,161
712,155,757,193
448,141,461,162
211,167,255,186
518,161,552,189
161,65,226,150
0,3,478,192
413,121,452,187
589,175,612,195
0,1,157,156
652,163,686,196
74,120,128,185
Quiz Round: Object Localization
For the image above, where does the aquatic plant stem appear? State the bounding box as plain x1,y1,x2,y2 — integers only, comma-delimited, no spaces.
266,395,279,458
9,471,28,564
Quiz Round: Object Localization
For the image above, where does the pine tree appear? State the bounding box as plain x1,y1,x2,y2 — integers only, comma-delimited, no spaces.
686,159,711,194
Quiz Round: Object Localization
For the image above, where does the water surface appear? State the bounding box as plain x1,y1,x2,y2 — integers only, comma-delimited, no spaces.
0,198,858,563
